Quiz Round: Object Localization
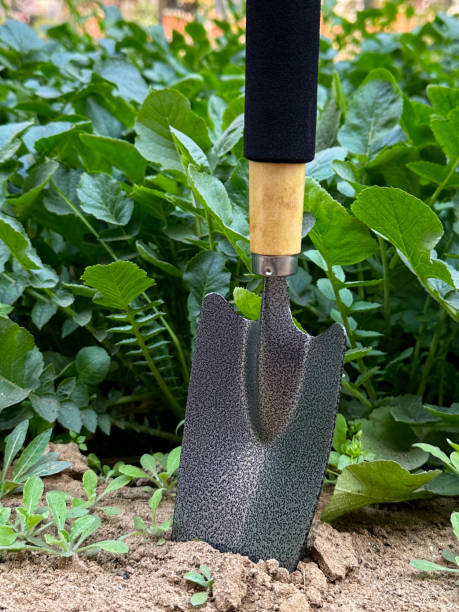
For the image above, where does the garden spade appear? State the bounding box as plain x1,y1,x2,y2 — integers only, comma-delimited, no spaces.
172,0,346,571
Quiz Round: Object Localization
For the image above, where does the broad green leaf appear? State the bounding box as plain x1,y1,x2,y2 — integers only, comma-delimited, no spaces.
83,470,98,500
31,300,57,330
136,241,182,278
2,420,28,476
102,475,131,496
0,525,17,546
410,560,459,573
140,454,158,476
92,540,129,553
211,114,244,158
13,428,52,480
81,409,98,434
361,407,428,471
183,251,231,334
149,488,163,513
199,564,213,582
79,134,147,183
46,490,67,532
58,401,82,434
412,443,451,466
407,161,459,187
452,512,459,541
426,85,459,117
322,460,441,521
77,173,133,226
166,446,181,475
7,160,59,209
170,127,210,171
76,346,111,386
430,109,459,161
0,121,33,163
304,178,377,265
338,74,402,159
0,320,43,411
233,287,261,320
190,592,208,606
390,395,440,425
0,213,41,270
185,571,208,588
101,506,121,516
332,414,347,453
0,304,13,319
424,403,459,424
308,146,347,181
119,465,150,479
25,458,71,480
70,514,101,543
23,476,44,514
0,19,45,53
82,261,155,310
425,474,459,496
135,89,211,172
97,59,148,104
29,393,59,422
352,187,458,316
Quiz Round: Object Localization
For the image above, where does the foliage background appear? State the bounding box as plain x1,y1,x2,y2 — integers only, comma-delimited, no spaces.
0,1,458,505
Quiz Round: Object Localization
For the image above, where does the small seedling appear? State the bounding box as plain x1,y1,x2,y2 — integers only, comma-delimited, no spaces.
410,512,459,582
133,488,170,545
0,421,71,498
0,476,129,557
87,453,124,482
119,446,181,494
327,415,370,481
185,564,214,607
71,469,131,516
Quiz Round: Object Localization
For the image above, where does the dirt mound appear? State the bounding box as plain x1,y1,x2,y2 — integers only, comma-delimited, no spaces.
0,454,457,611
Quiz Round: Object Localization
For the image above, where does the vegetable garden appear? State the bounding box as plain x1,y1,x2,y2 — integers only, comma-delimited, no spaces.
0,1,458,609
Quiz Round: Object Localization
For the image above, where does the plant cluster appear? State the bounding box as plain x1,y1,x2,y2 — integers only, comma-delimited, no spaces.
0,2,457,520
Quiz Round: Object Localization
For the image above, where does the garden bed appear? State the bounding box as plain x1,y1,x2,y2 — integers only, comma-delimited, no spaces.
0,451,456,612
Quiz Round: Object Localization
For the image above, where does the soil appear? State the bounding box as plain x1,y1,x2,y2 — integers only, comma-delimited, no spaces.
0,445,457,612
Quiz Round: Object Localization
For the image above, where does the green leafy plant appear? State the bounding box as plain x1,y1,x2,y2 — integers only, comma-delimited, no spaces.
0,476,128,557
132,488,170,545
1,420,70,498
410,512,459,581
327,414,370,480
412,439,459,496
119,446,181,494
71,469,131,516
185,564,214,607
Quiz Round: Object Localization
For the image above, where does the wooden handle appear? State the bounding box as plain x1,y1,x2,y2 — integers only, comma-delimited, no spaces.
249,161,305,256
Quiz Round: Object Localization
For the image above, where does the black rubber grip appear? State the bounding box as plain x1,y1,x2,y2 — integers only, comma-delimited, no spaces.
244,0,321,164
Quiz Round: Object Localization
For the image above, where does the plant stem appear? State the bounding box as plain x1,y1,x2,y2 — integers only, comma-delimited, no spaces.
341,379,373,410
428,157,459,207
126,306,183,418
417,310,446,397
378,237,391,336
205,210,215,250
327,264,377,402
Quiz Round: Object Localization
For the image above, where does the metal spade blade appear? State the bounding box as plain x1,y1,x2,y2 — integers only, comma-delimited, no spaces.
172,277,346,571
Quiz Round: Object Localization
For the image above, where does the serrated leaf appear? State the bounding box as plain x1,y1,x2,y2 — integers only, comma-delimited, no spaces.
30,394,59,422
135,89,210,172
233,287,261,320
58,401,82,434
82,261,155,310
322,460,441,522
304,178,377,266
77,173,133,226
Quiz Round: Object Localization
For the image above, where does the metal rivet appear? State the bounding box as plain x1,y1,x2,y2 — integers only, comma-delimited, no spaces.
264,267,273,276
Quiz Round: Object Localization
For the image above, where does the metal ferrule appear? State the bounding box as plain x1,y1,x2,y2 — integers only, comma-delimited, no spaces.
251,254,298,277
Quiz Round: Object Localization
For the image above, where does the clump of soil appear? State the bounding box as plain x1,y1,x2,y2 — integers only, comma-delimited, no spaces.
0,447,457,611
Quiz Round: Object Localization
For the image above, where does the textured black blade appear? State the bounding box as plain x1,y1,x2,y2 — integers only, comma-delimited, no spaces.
172,278,346,571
